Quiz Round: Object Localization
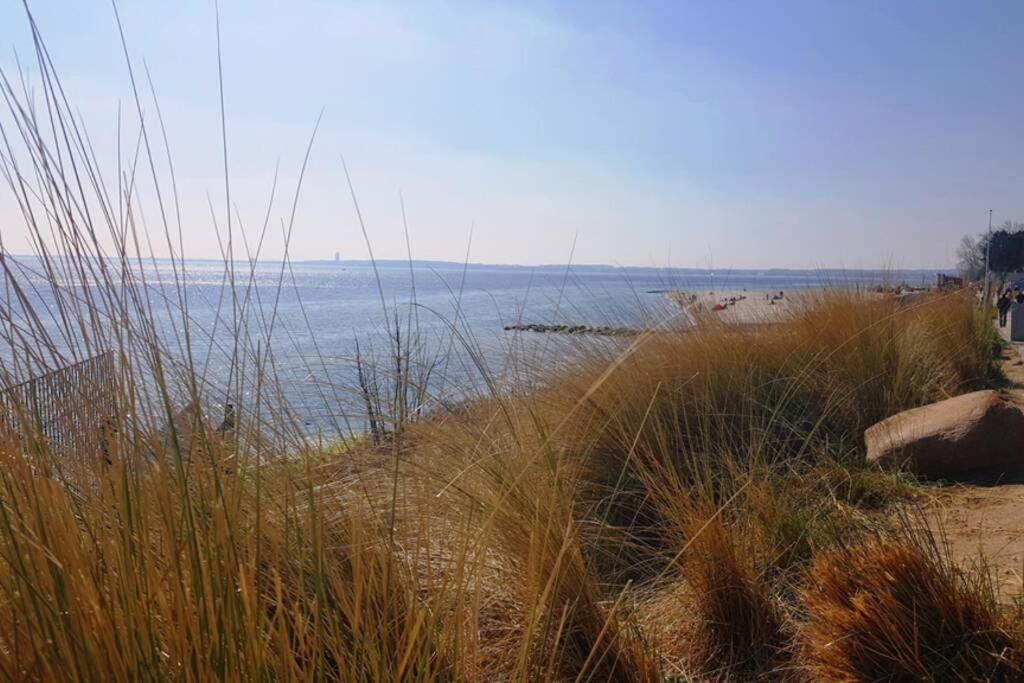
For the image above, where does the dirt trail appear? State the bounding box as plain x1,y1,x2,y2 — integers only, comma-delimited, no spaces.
922,326,1024,599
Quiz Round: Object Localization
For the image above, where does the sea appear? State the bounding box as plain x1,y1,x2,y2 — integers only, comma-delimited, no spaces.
1,257,939,436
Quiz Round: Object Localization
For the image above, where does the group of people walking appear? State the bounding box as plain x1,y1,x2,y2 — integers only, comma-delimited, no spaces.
996,287,1024,327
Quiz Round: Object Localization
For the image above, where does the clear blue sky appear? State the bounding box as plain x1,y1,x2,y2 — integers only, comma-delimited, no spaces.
1,1,1022,268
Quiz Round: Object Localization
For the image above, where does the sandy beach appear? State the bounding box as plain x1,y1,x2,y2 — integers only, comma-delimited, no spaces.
665,289,810,325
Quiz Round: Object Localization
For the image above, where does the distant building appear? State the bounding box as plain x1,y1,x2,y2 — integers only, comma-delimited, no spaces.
937,273,964,290
334,251,340,263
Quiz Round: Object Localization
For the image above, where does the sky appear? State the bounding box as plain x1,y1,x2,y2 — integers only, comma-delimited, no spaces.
0,0,1022,269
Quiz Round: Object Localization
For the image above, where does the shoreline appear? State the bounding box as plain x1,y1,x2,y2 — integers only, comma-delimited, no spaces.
666,288,808,325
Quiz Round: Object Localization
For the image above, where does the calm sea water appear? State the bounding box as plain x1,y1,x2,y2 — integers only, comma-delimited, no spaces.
2,258,937,434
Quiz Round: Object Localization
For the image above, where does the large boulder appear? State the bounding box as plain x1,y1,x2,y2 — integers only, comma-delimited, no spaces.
865,390,1024,478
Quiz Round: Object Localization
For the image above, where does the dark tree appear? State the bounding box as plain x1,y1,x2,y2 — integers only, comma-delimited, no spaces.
959,221,1024,278
987,229,1024,274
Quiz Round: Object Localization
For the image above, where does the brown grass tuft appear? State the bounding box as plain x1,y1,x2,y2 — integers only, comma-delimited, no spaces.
801,538,1023,682
681,513,789,679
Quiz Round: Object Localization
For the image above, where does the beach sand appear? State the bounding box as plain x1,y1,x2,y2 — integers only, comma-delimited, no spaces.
665,289,810,325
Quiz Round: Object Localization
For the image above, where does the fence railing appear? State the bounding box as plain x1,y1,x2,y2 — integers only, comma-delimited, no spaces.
0,351,117,459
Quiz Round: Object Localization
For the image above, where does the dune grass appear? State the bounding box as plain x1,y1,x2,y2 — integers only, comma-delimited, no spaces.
0,10,1020,681
801,531,1023,681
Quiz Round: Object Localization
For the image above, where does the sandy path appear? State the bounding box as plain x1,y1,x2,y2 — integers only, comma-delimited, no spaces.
923,325,1024,600
926,482,1024,597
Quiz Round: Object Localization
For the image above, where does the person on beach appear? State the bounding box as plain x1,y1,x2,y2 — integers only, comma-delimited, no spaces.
998,289,1013,327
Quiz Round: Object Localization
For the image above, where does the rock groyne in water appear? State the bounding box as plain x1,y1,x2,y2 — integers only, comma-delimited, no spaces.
502,323,638,337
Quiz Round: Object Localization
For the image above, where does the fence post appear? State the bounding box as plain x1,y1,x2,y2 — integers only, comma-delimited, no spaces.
1,351,115,459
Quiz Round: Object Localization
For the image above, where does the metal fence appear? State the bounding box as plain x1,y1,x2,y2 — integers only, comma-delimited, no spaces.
0,351,117,459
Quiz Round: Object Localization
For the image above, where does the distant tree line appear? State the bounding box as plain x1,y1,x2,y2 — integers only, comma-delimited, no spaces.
957,220,1024,280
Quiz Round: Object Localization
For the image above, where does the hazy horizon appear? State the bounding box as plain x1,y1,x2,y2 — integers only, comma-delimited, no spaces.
3,252,946,274
2,1,1022,270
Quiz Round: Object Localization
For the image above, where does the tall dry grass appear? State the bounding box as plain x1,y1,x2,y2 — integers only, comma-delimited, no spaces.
0,6,1015,682
377,289,1000,680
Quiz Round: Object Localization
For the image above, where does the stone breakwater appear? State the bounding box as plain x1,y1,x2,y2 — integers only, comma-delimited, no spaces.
502,323,638,336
